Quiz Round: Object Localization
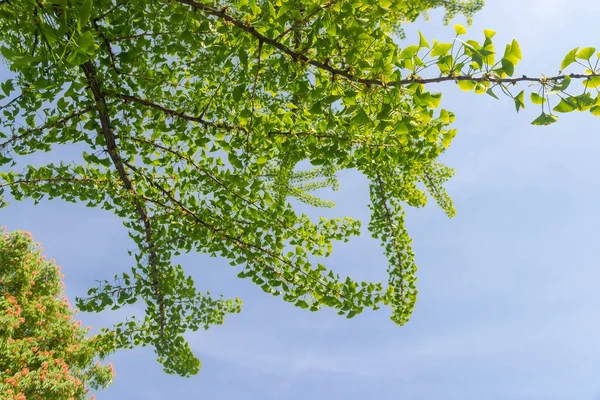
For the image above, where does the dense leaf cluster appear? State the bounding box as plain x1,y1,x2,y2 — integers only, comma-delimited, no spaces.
0,0,598,376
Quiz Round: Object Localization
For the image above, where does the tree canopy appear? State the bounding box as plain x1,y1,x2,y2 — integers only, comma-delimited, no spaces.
0,229,114,399
0,0,599,377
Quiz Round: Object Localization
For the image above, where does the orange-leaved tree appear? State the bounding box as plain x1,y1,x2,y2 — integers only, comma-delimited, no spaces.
0,228,115,399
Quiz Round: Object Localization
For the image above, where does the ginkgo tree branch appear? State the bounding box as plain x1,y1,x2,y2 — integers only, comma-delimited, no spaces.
128,136,350,258
3,0,599,378
110,92,246,133
174,0,600,89
400,72,600,86
275,0,340,40
174,0,386,86
131,168,352,303
0,93,24,110
123,159,357,302
80,60,168,339
0,176,105,187
374,173,405,298
0,107,92,151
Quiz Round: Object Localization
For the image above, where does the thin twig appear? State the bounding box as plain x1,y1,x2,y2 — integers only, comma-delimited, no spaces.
108,31,202,42
199,65,239,120
275,0,339,41
248,40,263,152
0,107,92,151
93,3,124,22
110,92,247,133
0,176,105,188
92,20,122,77
0,93,25,111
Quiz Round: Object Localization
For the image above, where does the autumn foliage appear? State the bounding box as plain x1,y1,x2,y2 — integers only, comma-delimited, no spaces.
0,229,114,399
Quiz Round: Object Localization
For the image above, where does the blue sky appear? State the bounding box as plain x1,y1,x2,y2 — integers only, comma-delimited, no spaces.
3,1,600,399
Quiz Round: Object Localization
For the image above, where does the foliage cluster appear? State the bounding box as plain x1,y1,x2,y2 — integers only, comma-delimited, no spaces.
0,0,599,376
0,228,114,399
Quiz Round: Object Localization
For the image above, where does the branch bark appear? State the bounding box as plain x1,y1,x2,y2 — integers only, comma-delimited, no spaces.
80,60,167,338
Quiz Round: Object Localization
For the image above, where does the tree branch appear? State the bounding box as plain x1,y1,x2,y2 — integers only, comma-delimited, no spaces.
92,3,124,23
248,40,263,152
108,31,201,42
132,170,351,304
175,0,600,89
275,0,339,41
0,107,92,152
109,92,247,133
0,93,25,111
0,176,106,188
92,19,122,78
268,130,412,148
374,173,405,298
174,0,383,86
80,60,167,339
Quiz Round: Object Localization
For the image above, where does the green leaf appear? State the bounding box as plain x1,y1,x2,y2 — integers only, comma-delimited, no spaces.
431,42,452,57
457,80,476,92
576,47,596,60
296,300,309,309
548,76,571,93
256,156,268,165
0,47,39,67
418,31,429,48
553,98,576,113
501,58,514,76
1,79,14,96
561,47,579,70
531,112,558,126
78,0,93,31
352,108,372,126
514,90,525,112
83,151,110,166
486,88,499,100
454,24,466,36
308,101,322,115
228,152,244,169
442,128,456,148
502,40,521,67
530,92,546,105
77,31,97,55
571,93,596,111
508,39,522,61
400,45,419,59
484,29,496,39
480,44,495,66
238,48,248,67
465,40,481,51
591,106,600,116
419,92,442,108
232,84,246,101
584,75,600,89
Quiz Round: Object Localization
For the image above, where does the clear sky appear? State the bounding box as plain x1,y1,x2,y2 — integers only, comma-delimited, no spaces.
2,1,600,399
